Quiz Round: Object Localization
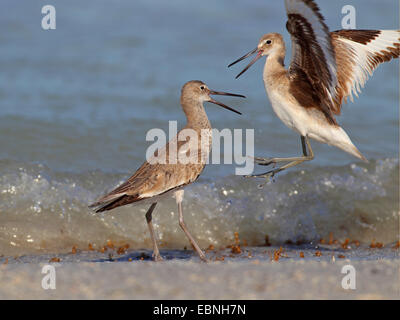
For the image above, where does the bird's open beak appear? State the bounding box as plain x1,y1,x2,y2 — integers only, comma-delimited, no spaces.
228,48,263,79
208,90,245,115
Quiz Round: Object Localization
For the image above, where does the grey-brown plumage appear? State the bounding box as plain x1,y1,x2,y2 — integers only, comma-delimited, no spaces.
89,80,244,261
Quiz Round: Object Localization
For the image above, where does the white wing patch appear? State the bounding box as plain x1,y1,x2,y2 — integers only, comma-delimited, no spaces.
334,30,400,104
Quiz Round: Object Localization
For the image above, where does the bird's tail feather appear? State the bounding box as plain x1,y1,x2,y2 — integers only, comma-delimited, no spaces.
332,127,368,162
90,194,140,212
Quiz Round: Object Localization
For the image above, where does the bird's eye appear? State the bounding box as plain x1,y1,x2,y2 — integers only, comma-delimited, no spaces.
200,86,205,90
266,40,272,44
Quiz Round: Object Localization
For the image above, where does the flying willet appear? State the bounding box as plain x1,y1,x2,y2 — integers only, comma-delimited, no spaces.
229,0,399,180
89,81,244,262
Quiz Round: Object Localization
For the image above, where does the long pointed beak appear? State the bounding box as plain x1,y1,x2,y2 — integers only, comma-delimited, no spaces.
228,48,263,79
228,48,258,68
208,90,245,115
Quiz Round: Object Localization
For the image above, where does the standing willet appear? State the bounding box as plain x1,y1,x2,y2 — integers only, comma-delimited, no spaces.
89,81,244,262
229,0,399,180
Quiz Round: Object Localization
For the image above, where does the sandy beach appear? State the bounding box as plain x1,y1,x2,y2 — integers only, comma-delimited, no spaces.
1,245,398,299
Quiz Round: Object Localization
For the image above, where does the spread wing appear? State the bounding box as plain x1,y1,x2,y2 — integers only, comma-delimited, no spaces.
285,0,337,116
331,30,400,114
285,0,399,117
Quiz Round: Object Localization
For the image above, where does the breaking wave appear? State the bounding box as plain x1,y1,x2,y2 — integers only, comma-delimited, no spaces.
0,158,398,255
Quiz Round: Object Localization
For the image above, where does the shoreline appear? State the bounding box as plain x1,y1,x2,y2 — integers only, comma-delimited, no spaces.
1,245,398,299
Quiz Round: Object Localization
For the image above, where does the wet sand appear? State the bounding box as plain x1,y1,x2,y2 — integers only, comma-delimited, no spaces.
1,245,398,299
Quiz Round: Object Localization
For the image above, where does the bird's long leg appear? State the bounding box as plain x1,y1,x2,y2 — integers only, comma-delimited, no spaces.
251,136,313,166
174,190,207,262
248,136,314,180
253,155,310,166
145,202,163,262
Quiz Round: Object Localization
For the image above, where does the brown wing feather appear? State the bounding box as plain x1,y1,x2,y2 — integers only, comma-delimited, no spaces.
288,66,337,125
95,195,140,213
285,0,337,116
89,131,208,211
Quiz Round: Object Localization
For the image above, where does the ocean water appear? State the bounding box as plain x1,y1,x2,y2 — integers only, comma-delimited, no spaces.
0,0,398,256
